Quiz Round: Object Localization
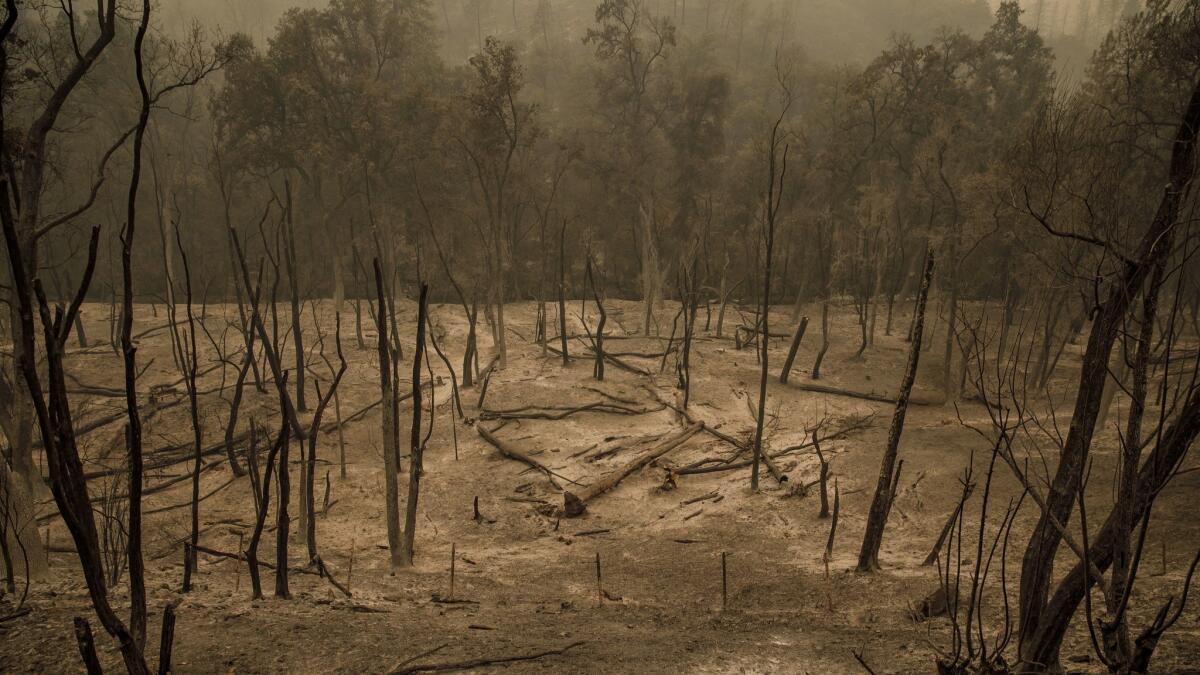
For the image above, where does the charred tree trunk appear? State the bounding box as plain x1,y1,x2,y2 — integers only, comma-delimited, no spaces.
229,233,307,439
0,212,148,673
283,180,306,411
1017,79,1200,670
274,434,291,598
752,114,788,490
246,401,287,600
175,233,203,594
586,257,605,381
464,298,478,387
303,315,348,565
374,260,404,574
941,248,960,401
815,431,830,519
858,247,934,572
779,316,809,384
639,198,661,336
119,7,154,649
222,277,259,479
558,218,570,365
1103,263,1162,666
715,254,731,337
811,300,831,379
677,261,699,408
399,284,429,567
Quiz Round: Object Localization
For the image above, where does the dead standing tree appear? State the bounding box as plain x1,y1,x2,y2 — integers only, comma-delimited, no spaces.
857,245,934,571
117,0,155,646
809,210,834,379
245,383,289,600
415,167,479,387
173,231,204,594
0,0,125,586
750,64,791,490
585,255,607,380
1,220,152,674
399,284,429,567
282,180,307,411
374,259,404,573
1015,72,1200,673
301,309,349,567
675,250,701,408
558,217,570,365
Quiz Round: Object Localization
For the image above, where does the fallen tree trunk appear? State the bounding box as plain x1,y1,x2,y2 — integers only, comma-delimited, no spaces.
785,382,905,405
476,424,573,489
759,448,788,484
190,544,350,597
676,423,862,476
479,401,659,421
390,641,585,675
562,423,703,517
546,341,650,376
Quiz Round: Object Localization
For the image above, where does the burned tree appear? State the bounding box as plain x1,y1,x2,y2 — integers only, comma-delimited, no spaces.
750,64,791,491
399,284,429,567
374,260,404,573
858,246,934,571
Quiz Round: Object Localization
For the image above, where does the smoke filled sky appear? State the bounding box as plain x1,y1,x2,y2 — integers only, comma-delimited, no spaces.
162,0,1135,65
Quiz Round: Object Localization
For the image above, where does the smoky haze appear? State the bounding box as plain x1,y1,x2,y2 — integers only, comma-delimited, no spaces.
6,1,1200,674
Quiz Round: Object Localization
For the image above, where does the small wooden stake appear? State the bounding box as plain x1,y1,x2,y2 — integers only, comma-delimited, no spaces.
449,543,456,600
595,552,602,607
181,542,192,592
721,552,728,610
157,603,177,675
348,539,356,593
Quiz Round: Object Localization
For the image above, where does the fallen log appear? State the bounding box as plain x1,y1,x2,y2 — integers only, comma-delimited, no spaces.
190,544,351,597
759,449,789,484
143,475,238,516
546,341,650,376
680,491,719,506
644,385,747,447
678,456,762,475
476,424,582,489
734,325,791,340
562,423,703,517
647,383,872,472
83,431,251,480
390,641,586,674
784,381,923,405
478,400,660,421
548,333,674,342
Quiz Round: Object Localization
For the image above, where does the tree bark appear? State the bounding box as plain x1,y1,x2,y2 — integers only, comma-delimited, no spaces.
858,247,934,572
283,180,307,411
779,316,809,384
811,301,831,379
562,424,702,517
374,260,404,574
399,285,428,567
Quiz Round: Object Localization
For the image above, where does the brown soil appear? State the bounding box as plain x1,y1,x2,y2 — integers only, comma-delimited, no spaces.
2,299,1199,674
